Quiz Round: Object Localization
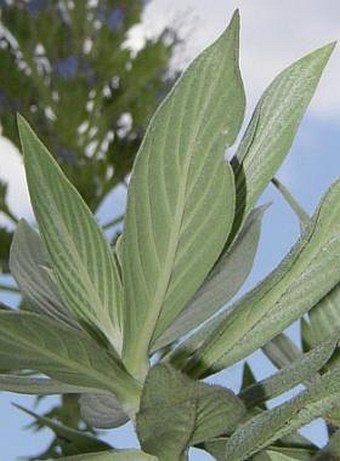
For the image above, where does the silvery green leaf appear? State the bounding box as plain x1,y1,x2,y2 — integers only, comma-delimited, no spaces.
0,374,101,395
59,451,158,460
225,365,340,461
263,334,302,370
18,115,123,353
14,403,111,454
79,393,129,429
153,205,267,352
232,42,335,233
0,311,140,410
9,219,76,328
136,364,245,460
121,11,245,376
184,180,340,377
240,337,337,408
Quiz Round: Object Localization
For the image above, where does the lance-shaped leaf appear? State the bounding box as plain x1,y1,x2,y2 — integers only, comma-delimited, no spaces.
225,365,340,461
136,364,245,461
9,219,76,328
240,337,337,408
14,404,111,455
121,11,245,375
153,205,267,352
17,115,123,353
231,42,335,234
59,451,158,460
0,374,103,395
0,311,140,410
184,180,340,377
79,393,129,429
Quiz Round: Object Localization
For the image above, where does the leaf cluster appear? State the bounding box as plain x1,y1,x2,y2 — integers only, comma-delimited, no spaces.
0,9,340,461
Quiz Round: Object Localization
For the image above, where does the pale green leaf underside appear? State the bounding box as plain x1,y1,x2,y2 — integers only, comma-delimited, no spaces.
0,311,139,405
240,337,338,407
153,205,267,352
0,374,102,395
79,393,129,429
225,365,340,461
121,12,245,373
9,219,76,328
18,115,123,353
232,42,335,232
137,364,245,460
60,451,158,460
185,180,340,377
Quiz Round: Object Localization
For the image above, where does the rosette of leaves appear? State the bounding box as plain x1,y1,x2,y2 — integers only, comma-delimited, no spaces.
1,10,339,461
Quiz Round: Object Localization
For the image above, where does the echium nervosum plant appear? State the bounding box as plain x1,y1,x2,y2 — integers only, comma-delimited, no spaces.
1,10,340,461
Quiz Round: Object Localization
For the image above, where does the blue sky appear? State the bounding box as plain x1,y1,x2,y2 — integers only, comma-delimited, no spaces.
0,1,339,459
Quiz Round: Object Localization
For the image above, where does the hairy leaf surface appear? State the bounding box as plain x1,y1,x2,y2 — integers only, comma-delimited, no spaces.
240,337,337,407
232,43,334,232
136,364,245,460
121,12,245,375
0,311,140,407
153,205,267,351
185,180,340,377
18,116,123,352
225,365,340,460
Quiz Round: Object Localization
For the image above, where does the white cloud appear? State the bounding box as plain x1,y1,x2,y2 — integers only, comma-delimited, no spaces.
0,136,33,228
143,0,340,119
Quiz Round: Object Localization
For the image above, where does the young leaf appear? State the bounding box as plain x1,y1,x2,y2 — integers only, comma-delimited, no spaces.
0,374,102,395
79,393,129,429
184,180,340,377
136,364,245,460
225,364,340,461
0,311,140,410
14,403,111,455
231,42,335,234
9,219,76,328
240,337,338,408
17,115,123,353
153,205,267,352
121,11,245,376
